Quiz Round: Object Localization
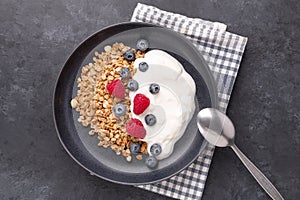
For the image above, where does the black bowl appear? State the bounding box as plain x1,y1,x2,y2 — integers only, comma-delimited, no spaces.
53,22,218,185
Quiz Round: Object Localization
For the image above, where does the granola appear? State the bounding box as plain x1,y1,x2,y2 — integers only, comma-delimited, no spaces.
71,42,147,161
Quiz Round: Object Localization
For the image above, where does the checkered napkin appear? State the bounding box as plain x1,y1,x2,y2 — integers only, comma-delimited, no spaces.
131,3,247,200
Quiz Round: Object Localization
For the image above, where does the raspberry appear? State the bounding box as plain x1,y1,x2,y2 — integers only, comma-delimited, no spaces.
133,94,150,115
106,79,125,98
126,118,146,139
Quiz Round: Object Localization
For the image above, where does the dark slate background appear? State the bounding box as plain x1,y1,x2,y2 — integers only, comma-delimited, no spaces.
0,0,299,199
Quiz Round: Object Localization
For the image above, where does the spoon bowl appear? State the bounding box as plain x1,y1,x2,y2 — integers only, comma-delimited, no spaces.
197,108,235,147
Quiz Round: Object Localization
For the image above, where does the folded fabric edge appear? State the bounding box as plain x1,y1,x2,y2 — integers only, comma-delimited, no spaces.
132,3,227,32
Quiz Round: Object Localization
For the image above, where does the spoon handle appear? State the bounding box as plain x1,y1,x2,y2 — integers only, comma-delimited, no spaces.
230,144,284,200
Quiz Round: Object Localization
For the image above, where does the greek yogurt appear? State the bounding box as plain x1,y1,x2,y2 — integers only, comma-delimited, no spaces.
129,50,196,160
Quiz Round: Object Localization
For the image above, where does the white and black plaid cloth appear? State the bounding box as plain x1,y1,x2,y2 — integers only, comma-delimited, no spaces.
131,3,248,199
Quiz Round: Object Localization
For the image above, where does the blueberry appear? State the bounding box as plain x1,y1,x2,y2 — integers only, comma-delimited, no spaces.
145,114,156,126
113,103,126,117
149,83,160,94
150,144,162,156
138,62,149,72
120,68,130,79
123,49,135,61
130,142,141,154
145,156,158,169
127,79,139,91
136,39,149,51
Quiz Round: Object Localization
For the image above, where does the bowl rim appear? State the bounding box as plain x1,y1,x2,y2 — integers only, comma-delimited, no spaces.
52,21,218,185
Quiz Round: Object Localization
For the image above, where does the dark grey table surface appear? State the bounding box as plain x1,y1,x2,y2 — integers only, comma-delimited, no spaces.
1,0,299,199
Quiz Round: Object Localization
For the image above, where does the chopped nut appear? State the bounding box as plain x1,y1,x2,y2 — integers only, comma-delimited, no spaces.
141,143,147,153
82,121,88,127
136,154,143,160
88,130,95,136
104,45,111,52
103,100,108,108
126,156,132,162
70,98,78,108
107,76,114,81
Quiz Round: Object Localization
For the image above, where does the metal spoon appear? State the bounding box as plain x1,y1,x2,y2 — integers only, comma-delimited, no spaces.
197,108,284,200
